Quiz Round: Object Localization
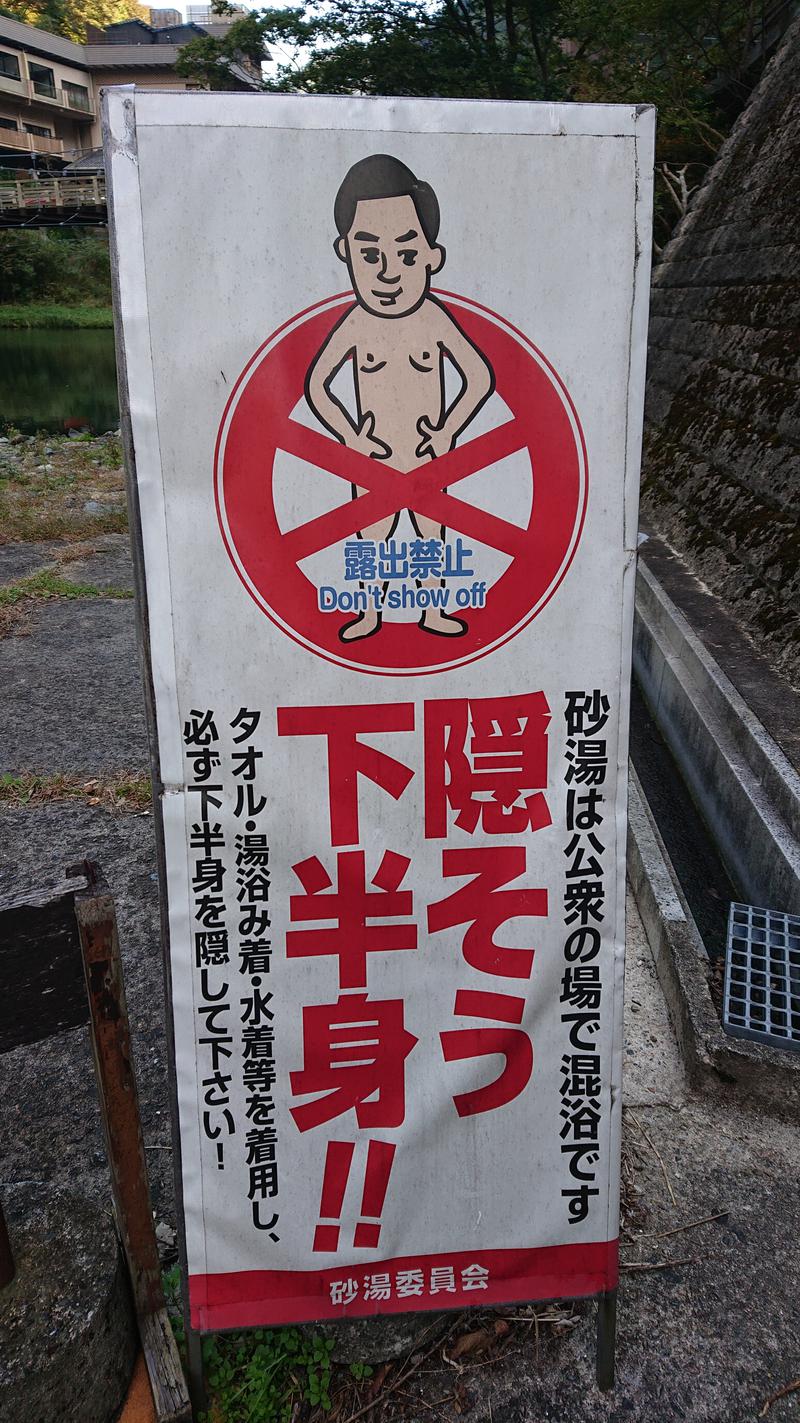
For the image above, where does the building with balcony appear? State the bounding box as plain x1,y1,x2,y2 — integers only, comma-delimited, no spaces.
0,11,262,171
186,4,248,24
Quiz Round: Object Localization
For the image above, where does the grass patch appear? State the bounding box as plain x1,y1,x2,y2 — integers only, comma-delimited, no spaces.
0,770,151,812
0,567,132,605
51,540,97,563
0,304,113,329
0,430,127,542
0,500,128,543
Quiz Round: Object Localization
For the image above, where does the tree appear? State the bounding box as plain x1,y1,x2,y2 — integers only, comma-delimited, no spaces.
0,229,111,304
1,0,149,42
175,9,272,89
175,0,778,241
177,0,568,100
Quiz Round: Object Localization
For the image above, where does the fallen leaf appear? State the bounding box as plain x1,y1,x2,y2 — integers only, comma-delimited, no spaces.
455,1379,473,1412
448,1328,495,1361
367,1362,392,1400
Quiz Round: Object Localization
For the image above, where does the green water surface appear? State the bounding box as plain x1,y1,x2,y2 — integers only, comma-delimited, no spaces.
0,326,119,435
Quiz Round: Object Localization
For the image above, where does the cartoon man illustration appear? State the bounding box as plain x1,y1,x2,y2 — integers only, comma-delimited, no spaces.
305,154,495,642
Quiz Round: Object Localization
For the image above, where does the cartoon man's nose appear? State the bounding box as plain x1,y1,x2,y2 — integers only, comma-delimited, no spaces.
376,252,401,284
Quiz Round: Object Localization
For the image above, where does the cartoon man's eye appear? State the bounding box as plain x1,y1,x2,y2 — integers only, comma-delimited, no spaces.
361,248,380,265
400,251,417,267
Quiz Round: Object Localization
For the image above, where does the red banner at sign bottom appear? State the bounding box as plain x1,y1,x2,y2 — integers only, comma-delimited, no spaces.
189,1241,619,1331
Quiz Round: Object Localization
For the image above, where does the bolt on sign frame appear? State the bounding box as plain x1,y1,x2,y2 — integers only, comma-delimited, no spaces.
103,87,654,1403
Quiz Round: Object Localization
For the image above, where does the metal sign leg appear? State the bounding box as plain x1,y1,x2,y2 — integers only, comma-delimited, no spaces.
596,1288,617,1391
185,1327,207,1419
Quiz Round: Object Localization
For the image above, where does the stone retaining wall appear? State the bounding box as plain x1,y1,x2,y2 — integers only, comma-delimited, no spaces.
640,15,800,687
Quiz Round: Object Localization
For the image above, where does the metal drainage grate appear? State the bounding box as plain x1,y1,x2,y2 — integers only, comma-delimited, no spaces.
723,902,800,1054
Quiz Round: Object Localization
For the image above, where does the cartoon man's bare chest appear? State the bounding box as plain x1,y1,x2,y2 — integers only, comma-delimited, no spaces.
355,337,437,380
350,306,441,380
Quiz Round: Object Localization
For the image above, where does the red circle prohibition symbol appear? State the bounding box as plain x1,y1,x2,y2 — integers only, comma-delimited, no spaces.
215,291,588,677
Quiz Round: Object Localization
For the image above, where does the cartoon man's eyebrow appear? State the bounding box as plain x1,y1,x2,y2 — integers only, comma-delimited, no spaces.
354,230,379,242
395,230,418,243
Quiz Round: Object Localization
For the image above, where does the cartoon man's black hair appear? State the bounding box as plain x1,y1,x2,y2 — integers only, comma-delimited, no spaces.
334,154,440,246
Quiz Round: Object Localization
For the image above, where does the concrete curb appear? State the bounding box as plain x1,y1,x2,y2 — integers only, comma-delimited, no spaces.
633,560,800,915
628,769,800,1121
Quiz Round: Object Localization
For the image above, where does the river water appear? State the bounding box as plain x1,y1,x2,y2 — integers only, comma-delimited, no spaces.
0,326,119,435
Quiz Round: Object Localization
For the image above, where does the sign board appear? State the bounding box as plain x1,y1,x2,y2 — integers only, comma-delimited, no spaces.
105,90,654,1338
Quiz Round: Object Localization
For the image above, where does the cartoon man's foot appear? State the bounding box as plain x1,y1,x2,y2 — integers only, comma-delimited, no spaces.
339,610,382,643
419,609,468,637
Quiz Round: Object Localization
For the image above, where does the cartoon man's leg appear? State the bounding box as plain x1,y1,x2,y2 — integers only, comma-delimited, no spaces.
339,513,394,643
411,513,468,637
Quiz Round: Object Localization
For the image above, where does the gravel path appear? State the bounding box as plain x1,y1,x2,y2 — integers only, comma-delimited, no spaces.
0,538,147,775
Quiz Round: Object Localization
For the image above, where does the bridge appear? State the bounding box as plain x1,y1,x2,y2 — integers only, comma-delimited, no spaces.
0,176,107,229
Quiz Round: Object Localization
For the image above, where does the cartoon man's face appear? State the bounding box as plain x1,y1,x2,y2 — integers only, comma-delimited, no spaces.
335,194,444,318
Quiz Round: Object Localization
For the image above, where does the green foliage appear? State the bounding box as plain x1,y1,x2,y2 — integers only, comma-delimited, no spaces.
259,1,493,99
349,1360,374,1381
0,304,113,328
175,11,271,89
200,1327,334,1421
558,0,753,150
175,0,774,245
0,0,148,43
162,1265,186,1350
0,230,112,307
162,1266,335,1423
178,0,767,115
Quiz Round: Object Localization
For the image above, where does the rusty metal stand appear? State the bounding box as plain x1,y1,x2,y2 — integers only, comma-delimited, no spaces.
71,861,192,1423
596,1287,617,1390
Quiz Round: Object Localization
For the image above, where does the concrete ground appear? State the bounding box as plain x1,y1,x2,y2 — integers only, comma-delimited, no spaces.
1,532,799,1422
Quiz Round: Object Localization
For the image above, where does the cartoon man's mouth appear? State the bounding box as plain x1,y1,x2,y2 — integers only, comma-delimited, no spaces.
374,289,401,306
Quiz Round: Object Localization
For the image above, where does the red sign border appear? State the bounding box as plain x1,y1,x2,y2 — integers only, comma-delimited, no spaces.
189,1239,618,1332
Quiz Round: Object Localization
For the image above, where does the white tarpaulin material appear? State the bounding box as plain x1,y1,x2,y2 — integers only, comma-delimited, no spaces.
105,89,654,1332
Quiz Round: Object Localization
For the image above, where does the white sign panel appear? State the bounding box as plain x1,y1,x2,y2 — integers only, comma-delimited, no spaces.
105,90,654,1332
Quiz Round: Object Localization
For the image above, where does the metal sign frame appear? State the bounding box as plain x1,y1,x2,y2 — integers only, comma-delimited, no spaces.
104,88,654,1408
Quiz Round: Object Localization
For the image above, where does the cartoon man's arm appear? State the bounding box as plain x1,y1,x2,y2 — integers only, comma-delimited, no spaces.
417,305,495,460
306,313,390,459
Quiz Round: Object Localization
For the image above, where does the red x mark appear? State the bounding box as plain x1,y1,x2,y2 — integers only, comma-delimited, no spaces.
278,417,530,562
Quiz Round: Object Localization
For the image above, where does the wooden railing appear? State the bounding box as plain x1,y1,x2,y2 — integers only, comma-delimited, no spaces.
0,72,95,118
0,176,106,212
0,129,64,157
